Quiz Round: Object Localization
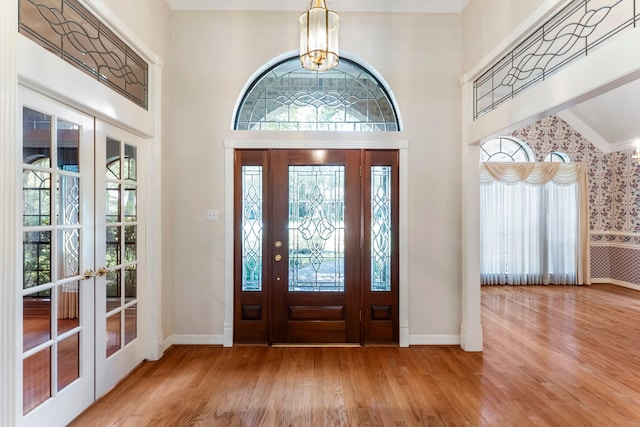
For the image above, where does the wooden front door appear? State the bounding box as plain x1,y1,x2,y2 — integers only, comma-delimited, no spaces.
234,149,398,345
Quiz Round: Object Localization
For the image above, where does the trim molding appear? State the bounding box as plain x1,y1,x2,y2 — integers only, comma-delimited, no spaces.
410,335,461,346
171,334,225,345
0,0,18,424
592,278,640,292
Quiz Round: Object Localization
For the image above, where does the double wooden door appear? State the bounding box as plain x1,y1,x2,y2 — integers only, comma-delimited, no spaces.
234,149,398,345
20,89,145,426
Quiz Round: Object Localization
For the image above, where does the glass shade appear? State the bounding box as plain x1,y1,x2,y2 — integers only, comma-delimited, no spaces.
299,0,338,71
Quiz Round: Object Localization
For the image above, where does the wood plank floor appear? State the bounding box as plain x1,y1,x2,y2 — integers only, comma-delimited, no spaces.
69,284,640,426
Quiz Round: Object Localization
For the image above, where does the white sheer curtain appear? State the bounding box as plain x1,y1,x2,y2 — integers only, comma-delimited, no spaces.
480,162,590,285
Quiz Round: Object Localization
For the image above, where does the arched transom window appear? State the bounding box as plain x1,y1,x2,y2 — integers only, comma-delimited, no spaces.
480,136,534,162
234,56,400,132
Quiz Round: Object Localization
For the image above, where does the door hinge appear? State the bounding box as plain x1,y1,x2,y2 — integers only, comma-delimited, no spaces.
359,310,362,322
359,165,362,177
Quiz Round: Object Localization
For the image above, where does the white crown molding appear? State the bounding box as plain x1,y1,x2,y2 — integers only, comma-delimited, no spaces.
170,0,469,13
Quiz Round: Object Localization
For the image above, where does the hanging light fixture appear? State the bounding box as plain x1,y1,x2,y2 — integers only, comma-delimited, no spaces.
633,139,640,164
299,0,339,71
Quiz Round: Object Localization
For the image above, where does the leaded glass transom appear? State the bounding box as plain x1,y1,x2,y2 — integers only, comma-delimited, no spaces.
289,166,345,292
19,0,149,109
371,166,392,292
480,137,534,162
235,57,400,132
242,166,263,292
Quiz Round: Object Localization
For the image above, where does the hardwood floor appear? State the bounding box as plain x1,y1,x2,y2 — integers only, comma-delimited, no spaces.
69,284,640,426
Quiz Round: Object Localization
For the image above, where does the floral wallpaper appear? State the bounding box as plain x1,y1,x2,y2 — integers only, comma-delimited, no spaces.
508,115,640,284
509,115,640,235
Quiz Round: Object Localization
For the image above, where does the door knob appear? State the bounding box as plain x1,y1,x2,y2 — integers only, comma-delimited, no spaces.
82,269,95,280
96,266,108,277
275,254,282,262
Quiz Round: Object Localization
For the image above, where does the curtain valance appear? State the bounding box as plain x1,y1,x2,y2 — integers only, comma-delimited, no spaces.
480,162,588,185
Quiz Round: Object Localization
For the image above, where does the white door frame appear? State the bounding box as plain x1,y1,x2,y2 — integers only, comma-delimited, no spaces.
223,138,410,347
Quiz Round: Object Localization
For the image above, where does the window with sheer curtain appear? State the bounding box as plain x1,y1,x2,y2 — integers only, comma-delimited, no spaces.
480,140,590,286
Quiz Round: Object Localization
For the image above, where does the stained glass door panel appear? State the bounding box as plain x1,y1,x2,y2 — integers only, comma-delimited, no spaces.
271,150,361,344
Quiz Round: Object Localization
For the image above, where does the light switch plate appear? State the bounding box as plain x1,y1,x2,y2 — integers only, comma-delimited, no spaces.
206,209,218,221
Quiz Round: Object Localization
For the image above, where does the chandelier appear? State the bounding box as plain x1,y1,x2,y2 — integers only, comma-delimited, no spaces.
299,0,339,71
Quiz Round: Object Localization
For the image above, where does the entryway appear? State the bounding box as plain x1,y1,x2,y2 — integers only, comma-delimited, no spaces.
233,149,399,345
20,88,146,426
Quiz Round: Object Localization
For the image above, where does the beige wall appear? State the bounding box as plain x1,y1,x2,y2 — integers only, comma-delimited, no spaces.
100,0,175,339
171,11,463,339
461,0,553,73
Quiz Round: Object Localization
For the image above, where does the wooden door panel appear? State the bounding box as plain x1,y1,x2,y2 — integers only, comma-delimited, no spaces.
272,149,361,344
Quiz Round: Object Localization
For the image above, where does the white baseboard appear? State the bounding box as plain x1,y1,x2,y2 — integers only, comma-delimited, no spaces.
409,335,460,346
592,278,640,291
170,334,225,346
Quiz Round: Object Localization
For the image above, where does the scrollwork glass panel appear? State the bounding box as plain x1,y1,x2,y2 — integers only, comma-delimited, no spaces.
57,175,79,225
241,166,263,292
371,166,392,292
288,166,345,292
57,229,80,279
19,0,148,109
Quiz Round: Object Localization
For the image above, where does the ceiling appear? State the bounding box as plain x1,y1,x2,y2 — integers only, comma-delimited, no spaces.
168,0,470,13
167,0,635,152
559,79,640,153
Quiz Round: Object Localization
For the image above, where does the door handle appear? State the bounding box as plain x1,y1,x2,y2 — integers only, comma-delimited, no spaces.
82,269,95,280
96,266,108,277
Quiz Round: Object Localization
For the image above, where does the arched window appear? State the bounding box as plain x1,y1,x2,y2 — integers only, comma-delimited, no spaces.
544,151,570,162
234,56,400,131
480,136,534,162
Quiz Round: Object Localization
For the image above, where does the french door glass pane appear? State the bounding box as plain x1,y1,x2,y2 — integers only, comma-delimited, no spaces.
23,348,51,414
371,166,392,292
57,119,79,171
241,166,263,292
57,282,80,334
57,333,80,391
288,165,345,292
125,305,137,345
23,107,51,163
23,294,51,351
57,175,79,225
106,314,121,358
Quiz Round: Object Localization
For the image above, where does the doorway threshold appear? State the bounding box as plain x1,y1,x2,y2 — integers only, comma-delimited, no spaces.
272,343,361,348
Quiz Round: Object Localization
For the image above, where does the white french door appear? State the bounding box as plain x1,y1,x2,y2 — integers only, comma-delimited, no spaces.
94,120,146,397
19,89,146,426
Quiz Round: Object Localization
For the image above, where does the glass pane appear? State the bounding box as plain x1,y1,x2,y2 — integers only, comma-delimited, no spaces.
124,225,137,263
125,266,136,302
106,182,120,223
23,295,51,352
57,282,80,335
106,226,121,268
124,144,137,182
23,231,52,289
57,119,79,171
23,170,51,227
124,305,137,346
57,175,80,225
242,166,263,292
23,107,51,164
57,229,80,279
106,270,121,312
124,184,137,222
371,166,392,292
57,333,79,391
106,313,121,358
23,347,51,415
106,138,120,179
288,165,345,292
